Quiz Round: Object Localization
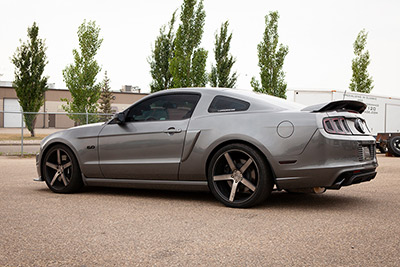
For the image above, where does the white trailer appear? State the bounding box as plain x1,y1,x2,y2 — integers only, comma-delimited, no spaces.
287,89,400,156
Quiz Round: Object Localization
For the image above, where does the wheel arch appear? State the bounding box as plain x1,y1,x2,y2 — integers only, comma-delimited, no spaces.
40,141,82,178
205,139,277,185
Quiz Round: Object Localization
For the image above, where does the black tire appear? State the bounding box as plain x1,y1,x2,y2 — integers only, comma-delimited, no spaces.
388,136,400,157
42,144,83,193
207,143,273,208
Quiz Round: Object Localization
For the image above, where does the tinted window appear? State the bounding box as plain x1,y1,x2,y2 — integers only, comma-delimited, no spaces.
208,96,250,113
126,94,200,122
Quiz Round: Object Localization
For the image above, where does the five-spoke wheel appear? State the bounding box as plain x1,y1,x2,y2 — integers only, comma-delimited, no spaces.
42,144,83,193
208,144,272,208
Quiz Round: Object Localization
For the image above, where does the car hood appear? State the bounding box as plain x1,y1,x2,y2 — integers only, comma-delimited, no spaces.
40,122,106,148
68,122,105,130
58,122,106,138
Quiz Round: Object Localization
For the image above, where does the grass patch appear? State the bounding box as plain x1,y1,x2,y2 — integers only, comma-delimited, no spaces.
0,152,37,158
0,133,47,141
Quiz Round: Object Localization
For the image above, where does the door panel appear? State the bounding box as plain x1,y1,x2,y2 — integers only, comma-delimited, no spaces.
98,120,189,180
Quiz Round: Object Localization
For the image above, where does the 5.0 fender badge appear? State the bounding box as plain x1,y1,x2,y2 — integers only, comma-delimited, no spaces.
86,145,96,150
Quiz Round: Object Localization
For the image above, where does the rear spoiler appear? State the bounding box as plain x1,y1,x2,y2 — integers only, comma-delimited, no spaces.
301,100,367,114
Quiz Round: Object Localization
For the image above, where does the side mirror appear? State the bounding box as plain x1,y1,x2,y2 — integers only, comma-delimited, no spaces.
114,112,126,125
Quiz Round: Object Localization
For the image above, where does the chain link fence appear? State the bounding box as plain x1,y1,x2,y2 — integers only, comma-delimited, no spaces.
0,110,114,156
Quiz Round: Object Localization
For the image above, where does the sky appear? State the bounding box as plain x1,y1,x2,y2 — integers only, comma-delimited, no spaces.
0,0,399,97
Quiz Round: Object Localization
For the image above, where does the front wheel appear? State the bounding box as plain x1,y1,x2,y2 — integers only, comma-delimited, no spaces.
42,144,83,193
207,144,273,208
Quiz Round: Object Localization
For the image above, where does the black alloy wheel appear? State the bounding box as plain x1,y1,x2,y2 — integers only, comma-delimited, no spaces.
388,136,400,157
208,143,273,208
42,144,83,193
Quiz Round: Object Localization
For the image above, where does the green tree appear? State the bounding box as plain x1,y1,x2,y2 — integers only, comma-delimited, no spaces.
350,29,374,93
149,11,176,93
251,11,288,99
210,21,237,88
99,71,113,121
12,22,48,137
169,0,208,88
62,20,103,125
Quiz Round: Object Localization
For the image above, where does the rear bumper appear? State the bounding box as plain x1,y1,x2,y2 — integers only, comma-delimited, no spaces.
327,169,376,189
275,164,377,190
274,129,378,190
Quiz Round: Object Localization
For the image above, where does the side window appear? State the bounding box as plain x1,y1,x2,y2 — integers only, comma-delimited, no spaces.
126,94,200,122
208,95,250,113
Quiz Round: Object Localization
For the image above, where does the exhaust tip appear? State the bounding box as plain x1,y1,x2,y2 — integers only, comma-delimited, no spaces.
313,187,326,194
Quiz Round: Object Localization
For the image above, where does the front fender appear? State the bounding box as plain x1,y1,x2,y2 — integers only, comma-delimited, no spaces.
39,123,106,178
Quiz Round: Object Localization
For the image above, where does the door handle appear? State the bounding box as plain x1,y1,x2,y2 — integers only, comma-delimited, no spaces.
164,127,182,134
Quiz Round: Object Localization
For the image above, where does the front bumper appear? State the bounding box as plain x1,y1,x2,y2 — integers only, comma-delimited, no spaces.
35,152,44,182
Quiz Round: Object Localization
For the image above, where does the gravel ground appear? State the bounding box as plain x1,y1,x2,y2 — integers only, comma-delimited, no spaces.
0,154,399,266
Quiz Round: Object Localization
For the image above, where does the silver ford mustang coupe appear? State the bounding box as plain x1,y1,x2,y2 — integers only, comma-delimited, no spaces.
36,88,377,208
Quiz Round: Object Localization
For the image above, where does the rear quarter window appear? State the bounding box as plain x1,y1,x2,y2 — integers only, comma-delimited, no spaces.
208,95,250,113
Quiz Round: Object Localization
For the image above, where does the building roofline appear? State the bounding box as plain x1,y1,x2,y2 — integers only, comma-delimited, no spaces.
0,85,148,95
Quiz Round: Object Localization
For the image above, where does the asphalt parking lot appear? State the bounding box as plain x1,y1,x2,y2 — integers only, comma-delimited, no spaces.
0,154,399,266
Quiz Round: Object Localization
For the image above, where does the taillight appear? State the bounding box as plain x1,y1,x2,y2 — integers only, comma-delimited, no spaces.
354,118,365,133
323,117,352,135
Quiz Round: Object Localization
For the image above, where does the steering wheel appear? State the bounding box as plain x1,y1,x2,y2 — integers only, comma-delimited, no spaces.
145,116,157,121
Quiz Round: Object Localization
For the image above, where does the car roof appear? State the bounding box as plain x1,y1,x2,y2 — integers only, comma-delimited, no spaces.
154,87,305,111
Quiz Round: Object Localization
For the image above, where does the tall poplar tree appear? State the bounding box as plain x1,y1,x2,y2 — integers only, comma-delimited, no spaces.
251,11,288,99
148,11,176,93
12,22,48,137
210,21,237,88
99,71,113,121
350,29,374,93
62,20,103,125
169,0,208,88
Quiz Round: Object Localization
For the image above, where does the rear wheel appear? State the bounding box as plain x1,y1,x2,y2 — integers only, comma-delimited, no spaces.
388,136,400,157
207,144,273,208
42,144,83,193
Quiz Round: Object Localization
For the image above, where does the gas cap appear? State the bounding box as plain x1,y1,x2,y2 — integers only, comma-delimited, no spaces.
277,121,294,138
